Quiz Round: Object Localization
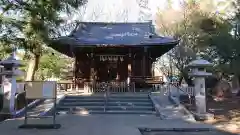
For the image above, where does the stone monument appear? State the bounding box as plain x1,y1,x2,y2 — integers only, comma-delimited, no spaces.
0,52,23,115
188,57,213,120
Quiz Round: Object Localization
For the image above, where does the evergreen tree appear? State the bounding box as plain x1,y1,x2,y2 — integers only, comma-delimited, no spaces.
0,0,86,80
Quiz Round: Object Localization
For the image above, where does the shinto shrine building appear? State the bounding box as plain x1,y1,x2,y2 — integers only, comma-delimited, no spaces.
50,21,179,89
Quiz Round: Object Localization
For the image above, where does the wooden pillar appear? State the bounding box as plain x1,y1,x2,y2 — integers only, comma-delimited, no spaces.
90,52,96,81
127,49,132,92
127,48,132,86
133,53,141,76
116,59,120,81
142,47,148,77
73,56,77,89
71,46,78,90
76,58,85,79
147,51,152,77
132,53,135,77
150,58,155,77
146,54,150,76
128,49,132,79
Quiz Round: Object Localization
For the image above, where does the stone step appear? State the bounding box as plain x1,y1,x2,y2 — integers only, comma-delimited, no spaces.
108,98,151,102
59,101,105,106
65,95,150,99
57,93,155,115
59,101,153,106
57,105,154,111
62,98,150,102
65,95,104,99
90,110,156,115
62,98,105,102
112,93,149,95
57,110,156,115
108,95,149,99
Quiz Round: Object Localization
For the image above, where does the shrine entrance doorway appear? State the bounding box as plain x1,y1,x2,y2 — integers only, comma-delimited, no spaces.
107,62,118,81
96,55,127,82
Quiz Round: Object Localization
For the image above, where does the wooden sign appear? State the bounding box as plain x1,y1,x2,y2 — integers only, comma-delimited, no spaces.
25,81,56,99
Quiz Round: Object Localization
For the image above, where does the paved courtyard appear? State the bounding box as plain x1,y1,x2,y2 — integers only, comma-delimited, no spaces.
0,91,238,135
0,114,237,135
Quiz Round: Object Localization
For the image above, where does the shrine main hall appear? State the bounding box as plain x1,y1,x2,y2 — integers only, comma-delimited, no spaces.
50,21,178,88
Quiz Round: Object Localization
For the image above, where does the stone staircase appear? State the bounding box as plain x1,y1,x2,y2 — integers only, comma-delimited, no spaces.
57,93,156,115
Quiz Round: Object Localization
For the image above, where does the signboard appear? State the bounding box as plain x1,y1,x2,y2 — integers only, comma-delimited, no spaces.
25,81,56,99
42,81,55,98
19,81,61,129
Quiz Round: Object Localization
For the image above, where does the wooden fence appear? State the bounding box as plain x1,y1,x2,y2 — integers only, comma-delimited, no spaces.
84,82,136,93
153,84,195,96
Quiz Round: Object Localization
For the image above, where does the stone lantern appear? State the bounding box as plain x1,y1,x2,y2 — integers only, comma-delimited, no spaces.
188,57,213,116
0,53,23,115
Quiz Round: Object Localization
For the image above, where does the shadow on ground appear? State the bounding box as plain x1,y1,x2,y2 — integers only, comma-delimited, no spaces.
204,96,240,133
0,113,239,135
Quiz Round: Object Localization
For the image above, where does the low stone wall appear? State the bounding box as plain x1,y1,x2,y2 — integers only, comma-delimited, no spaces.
14,99,44,118
40,94,66,116
168,95,196,121
148,94,162,118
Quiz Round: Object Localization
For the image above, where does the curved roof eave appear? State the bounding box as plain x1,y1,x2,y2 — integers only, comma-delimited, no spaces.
48,22,179,56
50,36,179,47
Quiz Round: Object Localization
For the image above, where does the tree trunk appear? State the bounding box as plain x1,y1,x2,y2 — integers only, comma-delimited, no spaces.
178,75,183,85
238,75,240,87
179,69,193,86
237,75,240,96
25,54,40,81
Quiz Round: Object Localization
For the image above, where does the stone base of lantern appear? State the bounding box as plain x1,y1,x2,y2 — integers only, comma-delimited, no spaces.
192,112,214,121
0,93,3,111
19,124,61,129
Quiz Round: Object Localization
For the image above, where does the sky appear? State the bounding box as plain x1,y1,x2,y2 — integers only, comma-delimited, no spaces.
15,0,183,58
66,0,232,23
63,0,183,23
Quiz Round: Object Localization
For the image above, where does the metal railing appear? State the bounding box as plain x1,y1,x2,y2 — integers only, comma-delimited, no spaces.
153,84,169,94
153,83,194,95
153,83,195,105
102,83,109,112
169,83,195,105
84,81,137,112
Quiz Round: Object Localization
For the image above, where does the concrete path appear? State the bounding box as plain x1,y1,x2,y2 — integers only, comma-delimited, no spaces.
0,91,237,135
0,114,227,135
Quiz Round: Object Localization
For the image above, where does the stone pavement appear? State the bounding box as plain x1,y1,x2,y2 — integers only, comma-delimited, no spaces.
0,91,238,135
150,92,193,120
0,114,235,135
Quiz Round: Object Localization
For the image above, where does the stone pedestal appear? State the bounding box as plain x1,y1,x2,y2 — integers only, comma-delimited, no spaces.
193,77,206,113
2,77,17,114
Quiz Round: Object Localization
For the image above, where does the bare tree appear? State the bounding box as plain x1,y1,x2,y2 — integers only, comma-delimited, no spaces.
136,0,152,21
155,1,201,84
